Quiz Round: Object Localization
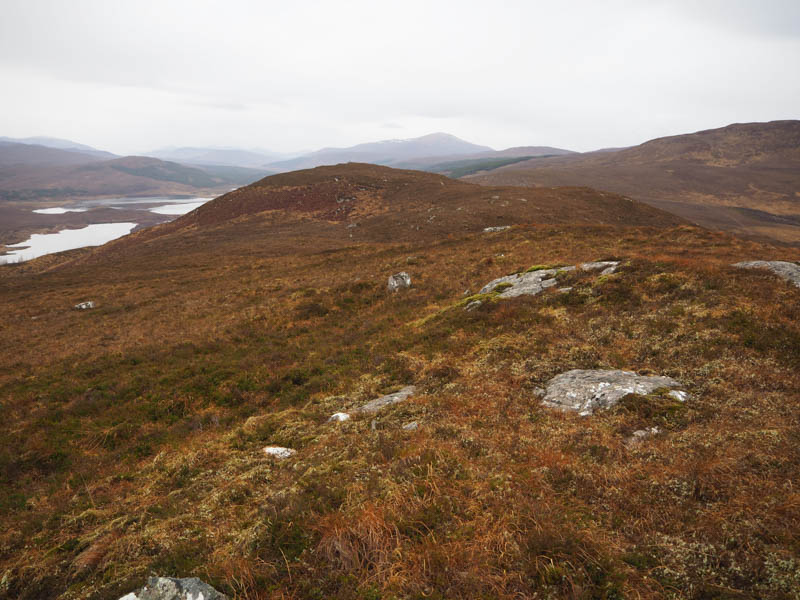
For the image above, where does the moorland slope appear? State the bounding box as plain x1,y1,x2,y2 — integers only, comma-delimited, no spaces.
469,121,800,244
0,165,799,600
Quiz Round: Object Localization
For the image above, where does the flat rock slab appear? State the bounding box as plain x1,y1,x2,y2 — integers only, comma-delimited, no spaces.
479,268,570,298
119,577,228,600
357,385,416,414
733,261,800,288
540,369,686,416
329,385,416,422
478,261,619,299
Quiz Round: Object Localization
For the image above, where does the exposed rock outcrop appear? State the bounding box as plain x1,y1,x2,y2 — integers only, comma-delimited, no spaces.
733,261,800,288
329,385,416,422
118,577,227,600
74,301,96,310
539,369,687,416
483,226,510,233
387,272,412,292
478,261,619,299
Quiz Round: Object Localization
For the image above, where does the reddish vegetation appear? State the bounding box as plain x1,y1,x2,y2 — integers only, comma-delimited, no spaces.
468,121,800,244
0,164,799,600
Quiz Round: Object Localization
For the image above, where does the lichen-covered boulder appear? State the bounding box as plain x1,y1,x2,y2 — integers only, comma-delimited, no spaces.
540,369,688,416
387,272,412,292
479,267,571,298
118,576,227,600
733,261,800,288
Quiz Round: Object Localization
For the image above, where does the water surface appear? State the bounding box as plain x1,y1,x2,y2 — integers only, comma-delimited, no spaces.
1,222,137,265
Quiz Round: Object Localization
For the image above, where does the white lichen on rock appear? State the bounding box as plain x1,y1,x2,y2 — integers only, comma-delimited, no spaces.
540,369,688,416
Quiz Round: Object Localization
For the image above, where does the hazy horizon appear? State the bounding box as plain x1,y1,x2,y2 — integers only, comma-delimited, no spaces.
1,0,798,156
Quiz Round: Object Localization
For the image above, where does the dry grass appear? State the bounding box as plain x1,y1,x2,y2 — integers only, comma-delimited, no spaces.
0,176,799,599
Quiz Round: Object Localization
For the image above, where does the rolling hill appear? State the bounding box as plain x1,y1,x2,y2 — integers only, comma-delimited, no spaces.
0,154,260,203
108,162,684,257
0,136,116,160
467,120,800,244
0,141,112,168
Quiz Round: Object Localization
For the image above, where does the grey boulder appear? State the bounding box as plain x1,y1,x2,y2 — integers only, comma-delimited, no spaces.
479,267,571,298
733,261,800,288
540,369,687,416
118,577,227,600
387,272,412,292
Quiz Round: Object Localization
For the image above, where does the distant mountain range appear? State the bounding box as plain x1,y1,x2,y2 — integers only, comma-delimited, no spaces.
0,132,576,206
467,120,800,244
3,124,798,244
0,142,268,202
0,136,116,160
262,132,496,172
147,146,289,169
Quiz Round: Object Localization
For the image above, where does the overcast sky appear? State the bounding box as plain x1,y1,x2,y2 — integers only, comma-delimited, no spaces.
0,0,798,155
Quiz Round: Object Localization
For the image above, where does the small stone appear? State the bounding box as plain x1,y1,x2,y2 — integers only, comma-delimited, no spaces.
557,287,573,293
263,446,296,459
402,421,419,431
626,426,661,447
328,412,350,422
580,261,619,274
668,390,689,402
465,300,483,311
483,226,510,233
387,272,411,292
74,301,96,310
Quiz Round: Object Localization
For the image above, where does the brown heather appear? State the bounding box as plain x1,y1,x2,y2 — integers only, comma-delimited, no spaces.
0,165,799,599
